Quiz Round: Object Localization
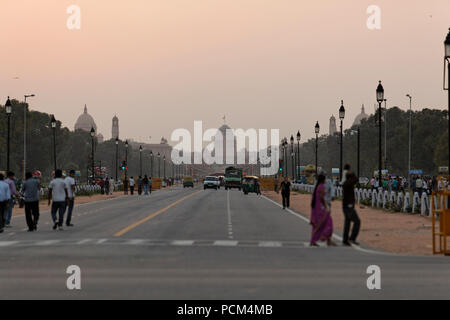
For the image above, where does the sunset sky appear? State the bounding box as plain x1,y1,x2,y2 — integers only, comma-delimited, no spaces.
1,0,450,144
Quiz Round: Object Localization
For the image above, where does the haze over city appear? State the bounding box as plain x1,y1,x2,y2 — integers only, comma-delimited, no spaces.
1,0,450,143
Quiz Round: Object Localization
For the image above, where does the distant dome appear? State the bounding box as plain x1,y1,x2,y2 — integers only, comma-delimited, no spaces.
97,133,104,143
75,105,97,132
353,105,369,126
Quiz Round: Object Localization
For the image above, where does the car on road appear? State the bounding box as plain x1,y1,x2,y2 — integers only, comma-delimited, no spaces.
183,176,194,188
204,176,220,190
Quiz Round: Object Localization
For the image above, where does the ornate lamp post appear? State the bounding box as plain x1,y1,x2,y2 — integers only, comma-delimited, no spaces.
315,121,320,178
139,145,143,176
281,137,288,177
150,150,153,177
90,127,96,185
157,152,161,178
406,94,412,182
339,100,345,181
296,131,301,180
5,97,12,172
163,155,166,179
51,115,57,171
125,140,129,181
444,28,450,173
376,81,385,184
115,138,119,181
290,135,295,180
23,94,35,180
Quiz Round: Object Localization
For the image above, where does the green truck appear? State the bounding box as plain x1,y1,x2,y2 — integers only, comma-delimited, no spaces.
224,167,243,190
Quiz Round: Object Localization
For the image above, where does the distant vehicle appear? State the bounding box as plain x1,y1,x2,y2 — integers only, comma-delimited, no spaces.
224,167,243,190
204,176,220,190
242,176,261,195
183,176,194,188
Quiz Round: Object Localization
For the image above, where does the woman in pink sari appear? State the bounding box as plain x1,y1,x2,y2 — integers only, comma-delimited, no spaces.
310,174,336,247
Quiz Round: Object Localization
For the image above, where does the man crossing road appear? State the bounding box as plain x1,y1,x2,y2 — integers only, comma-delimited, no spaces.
48,170,68,231
64,170,76,227
0,174,11,233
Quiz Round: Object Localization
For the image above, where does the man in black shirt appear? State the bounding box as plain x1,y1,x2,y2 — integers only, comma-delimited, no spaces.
342,170,360,246
280,177,291,209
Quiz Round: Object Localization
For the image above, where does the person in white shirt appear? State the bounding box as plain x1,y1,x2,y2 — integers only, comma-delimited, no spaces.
0,174,11,233
48,169,68,231
64,170,76,227
129,177,135,195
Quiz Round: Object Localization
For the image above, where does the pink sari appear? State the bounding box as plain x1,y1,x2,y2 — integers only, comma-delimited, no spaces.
310,184,333,244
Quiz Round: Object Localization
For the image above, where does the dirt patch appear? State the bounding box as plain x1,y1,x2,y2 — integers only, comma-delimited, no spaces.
263,191,434,256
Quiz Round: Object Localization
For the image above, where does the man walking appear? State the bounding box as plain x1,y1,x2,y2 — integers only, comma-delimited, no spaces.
129,176,135,195
22,172,40,231
4,172,16,228
64,170,76,227
143,175,149,195
0,174,11,233
48,169,68,231
149,176,153,194
342,168,360,246
280,176,291,209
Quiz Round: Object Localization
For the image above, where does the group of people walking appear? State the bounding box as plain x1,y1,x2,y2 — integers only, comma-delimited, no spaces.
123,175,153,195
0,169,77,233
309,164,360,247
276,163,361,247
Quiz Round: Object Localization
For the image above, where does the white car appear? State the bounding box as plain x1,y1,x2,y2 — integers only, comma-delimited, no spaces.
204,176,220,190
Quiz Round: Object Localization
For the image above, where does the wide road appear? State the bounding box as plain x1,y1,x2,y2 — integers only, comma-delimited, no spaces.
0,185,449,299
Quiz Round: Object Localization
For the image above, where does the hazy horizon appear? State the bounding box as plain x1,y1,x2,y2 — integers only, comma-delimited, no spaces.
2,0,450,145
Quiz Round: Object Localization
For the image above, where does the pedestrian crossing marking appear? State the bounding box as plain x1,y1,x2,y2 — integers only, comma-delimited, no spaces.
0,239,336,249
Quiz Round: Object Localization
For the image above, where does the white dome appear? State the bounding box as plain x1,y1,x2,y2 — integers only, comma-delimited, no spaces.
75,105,97,132
353,105,369,126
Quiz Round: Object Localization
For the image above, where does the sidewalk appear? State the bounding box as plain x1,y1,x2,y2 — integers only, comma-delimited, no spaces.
263,191,434,256
11,192,124,217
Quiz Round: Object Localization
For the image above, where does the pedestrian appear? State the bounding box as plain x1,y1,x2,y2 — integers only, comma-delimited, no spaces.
280,176,291,209
0,174,11,233
310,174,335,247
4,172,16,228
123,177,129,195
342,171,360,246
105,177,110,195
143,175,149,195
48,169,68,231
137,176,143,195
64,170,76,227
129,176,135,195
21,172,40,232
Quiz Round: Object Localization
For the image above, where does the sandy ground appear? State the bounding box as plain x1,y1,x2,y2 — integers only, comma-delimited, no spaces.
11,192,124,217
263,191,435,256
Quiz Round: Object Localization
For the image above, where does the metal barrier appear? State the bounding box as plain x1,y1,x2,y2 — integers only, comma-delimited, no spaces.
431,191,450,255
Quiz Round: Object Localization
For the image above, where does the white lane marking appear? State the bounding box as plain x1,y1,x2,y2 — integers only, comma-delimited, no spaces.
96,239,108,244
35,240,61,246
259,241,282,247
261,195,393,256
214,240,238,246
76,239,92,245
0,241,19,247
171,240,194,246
227,190,234,240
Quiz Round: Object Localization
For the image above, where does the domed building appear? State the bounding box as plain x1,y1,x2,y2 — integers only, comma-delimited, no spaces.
74,105,97,132
353,104,369,126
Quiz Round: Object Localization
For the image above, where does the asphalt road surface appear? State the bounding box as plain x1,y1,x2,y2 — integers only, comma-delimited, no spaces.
1,186,449,299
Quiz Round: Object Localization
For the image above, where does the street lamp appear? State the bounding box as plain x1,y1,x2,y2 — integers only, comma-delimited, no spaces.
90,127,96,185
290,135,295,180
444,28,450,174
339,100,345,181
296,131,301,180
157,152,161,178
139,145,143,176
315,121,320,177
376,81,384,185
281,137,288,177
150,150,153,177
5,97,12,172
23,94,35,180
125,140,129,180
406,94,412,182
51,115,57,171
163,155,166,179
115,138,119,181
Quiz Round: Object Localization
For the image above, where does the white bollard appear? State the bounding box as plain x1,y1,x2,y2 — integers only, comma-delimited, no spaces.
403,193,410,212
